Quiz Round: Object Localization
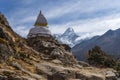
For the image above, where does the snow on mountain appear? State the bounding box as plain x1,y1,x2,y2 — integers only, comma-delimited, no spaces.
54,27,80,47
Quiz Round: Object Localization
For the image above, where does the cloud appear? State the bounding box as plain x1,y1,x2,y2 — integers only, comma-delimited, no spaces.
50,12,120,37
4,0,120,38
45,0,120,20
75,31,104,42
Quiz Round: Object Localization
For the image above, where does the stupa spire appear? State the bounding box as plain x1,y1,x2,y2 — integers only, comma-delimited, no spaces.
34,10,48,27
40,10,42,14
27,10,51,38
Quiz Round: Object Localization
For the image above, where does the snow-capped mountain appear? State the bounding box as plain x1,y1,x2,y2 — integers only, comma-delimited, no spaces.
54,27,80,47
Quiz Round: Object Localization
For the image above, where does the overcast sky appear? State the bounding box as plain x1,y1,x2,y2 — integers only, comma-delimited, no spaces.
1,0,120,37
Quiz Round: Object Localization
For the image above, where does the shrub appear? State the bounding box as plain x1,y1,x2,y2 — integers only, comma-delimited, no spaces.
87,46,115,67
114,61,120,77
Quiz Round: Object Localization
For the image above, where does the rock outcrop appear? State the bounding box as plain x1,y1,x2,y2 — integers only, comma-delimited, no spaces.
27,36,77,66
0,13,118,80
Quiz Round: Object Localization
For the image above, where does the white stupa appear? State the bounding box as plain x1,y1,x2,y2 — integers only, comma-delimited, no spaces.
27,11,51,38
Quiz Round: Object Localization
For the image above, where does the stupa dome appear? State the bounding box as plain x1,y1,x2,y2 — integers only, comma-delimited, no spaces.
27,27,51,38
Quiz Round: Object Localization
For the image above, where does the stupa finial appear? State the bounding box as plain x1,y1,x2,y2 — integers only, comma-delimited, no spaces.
40,10,42,14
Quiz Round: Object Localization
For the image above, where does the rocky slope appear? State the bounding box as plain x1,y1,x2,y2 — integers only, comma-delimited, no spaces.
0,13,118,80
72,29,120,61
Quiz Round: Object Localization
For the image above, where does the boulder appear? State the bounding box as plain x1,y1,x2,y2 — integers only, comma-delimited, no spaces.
105,71,117,80
49,70,76,80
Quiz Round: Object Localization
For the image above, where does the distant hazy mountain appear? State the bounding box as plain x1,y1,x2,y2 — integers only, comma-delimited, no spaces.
54,27,80,47
72,28,120,61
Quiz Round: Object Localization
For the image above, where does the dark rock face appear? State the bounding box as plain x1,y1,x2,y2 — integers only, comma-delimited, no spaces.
0,28,7,39
0,13,9,27
0,27,15,62
27,36,77,66
61,44,71,52
0,44,13,62
72,29,120,61
0,28,14,46
27,36,58,54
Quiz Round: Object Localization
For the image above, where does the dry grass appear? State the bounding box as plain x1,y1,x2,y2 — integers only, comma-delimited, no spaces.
0,38,8,45
17,60,36,73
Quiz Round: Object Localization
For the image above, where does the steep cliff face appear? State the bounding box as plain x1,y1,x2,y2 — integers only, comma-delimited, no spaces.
0,13,117,80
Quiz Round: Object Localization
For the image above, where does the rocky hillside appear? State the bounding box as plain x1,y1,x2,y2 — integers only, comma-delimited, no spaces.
0,13,118,80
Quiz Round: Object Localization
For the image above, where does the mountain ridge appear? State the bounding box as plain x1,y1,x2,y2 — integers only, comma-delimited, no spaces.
72,28,120,61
